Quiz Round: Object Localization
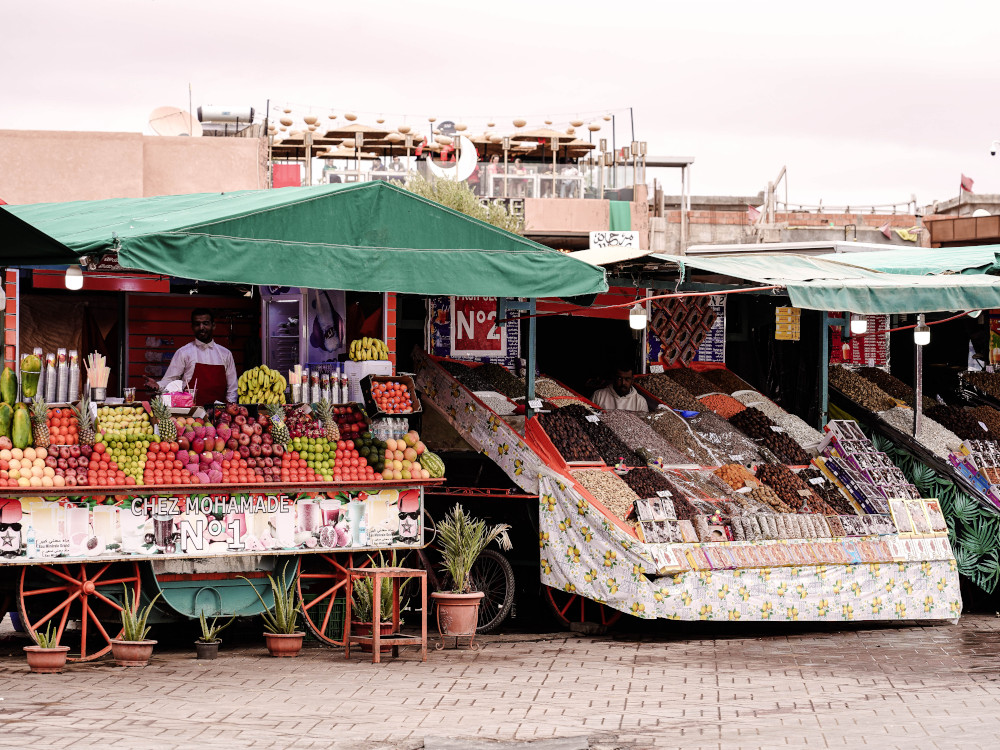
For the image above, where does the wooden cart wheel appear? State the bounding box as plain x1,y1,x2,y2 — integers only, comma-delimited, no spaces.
18,561,142,662
297,553,353,647
544,585,622,629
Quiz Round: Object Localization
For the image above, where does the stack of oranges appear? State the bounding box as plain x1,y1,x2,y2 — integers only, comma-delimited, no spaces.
371,380,414,414
46,407,80,445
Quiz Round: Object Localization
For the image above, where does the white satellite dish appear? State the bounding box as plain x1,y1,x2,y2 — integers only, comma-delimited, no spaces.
426,135,478,181
148,106,203,137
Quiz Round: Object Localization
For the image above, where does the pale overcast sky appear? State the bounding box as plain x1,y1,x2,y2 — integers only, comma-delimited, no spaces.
4,0,999,207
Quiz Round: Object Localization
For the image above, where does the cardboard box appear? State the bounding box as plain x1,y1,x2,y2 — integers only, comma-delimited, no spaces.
344,360,393,403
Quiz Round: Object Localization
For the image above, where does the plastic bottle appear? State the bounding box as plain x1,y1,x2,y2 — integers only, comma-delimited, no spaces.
25,524,36,557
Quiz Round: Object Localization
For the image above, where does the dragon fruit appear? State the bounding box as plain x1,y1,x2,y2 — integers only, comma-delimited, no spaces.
176,450,189,465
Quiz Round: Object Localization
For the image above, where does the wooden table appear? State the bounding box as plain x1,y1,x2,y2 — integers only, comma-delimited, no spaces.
344,566,427,663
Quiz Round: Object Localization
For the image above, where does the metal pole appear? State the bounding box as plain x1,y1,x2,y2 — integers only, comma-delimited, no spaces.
526,299,536,409
304,131,313,186
914,314,924,438
819,313,829,429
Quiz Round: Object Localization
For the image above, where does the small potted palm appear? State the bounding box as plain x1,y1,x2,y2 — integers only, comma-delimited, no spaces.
241,564,304,657
432,504,511,645
111,586,162,667
24,623,71,674
195,610,236,660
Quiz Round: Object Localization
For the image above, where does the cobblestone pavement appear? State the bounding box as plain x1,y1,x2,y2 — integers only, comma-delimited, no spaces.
3,615,1000,749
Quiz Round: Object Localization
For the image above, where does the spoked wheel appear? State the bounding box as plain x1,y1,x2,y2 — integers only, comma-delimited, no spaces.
18,562,141,661
544,586,622,630
469,549,515,634
297,553,352,647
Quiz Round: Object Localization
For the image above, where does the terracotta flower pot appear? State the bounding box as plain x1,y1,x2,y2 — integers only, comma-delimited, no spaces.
195,640,220,660
264,632,305,658
352,620,394,653
24,645,70,674
110,639,157,667
431,591,484,636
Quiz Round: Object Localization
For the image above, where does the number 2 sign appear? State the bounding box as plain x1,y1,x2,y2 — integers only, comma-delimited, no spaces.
450,297,505,357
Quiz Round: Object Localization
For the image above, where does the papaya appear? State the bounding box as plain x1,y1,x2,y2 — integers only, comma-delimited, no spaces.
0,367,16,405
12,408,30,449
0,403,12,439
15,402,27,411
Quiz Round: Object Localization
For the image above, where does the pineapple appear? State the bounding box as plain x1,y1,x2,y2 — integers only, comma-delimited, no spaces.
314,399,340,443
30,398,50,448
73,395,96,446
265,404,290,445
151,397,176,442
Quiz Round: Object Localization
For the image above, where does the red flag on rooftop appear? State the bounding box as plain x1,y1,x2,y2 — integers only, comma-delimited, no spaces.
415,138,427,157
961,174,975,193
878,221,892,239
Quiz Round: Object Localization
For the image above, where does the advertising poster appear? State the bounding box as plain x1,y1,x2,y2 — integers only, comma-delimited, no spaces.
427,296,520,368
306,289,347,365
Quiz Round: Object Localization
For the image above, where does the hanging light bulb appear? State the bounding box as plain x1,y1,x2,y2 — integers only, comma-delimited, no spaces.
850,315,867,335
629,303,647,330
65,264,84,290
914,314,930,346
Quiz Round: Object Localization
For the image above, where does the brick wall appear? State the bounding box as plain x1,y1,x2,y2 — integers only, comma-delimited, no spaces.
4,269,17,369
384,293,397,368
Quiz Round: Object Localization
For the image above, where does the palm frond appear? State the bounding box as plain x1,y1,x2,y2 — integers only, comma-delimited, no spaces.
437,503,512,593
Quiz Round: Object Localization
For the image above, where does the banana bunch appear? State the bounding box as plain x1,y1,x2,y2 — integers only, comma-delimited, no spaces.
349,337,389,362
237,365,287,404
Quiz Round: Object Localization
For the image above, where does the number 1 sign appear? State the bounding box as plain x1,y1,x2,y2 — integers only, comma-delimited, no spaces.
450,297,506,357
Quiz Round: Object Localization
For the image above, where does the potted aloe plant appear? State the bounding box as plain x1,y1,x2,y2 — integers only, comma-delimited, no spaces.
352,552,406,653
110,586,162,667
240,564,304,657
432,504,511,643
24,622,71,674
195,610,236,660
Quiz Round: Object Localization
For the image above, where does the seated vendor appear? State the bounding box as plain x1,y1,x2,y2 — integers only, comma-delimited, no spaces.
591,364,648,412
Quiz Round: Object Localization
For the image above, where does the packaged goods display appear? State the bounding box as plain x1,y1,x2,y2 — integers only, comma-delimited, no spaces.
755,463,836,514
797,467,858,515
644,409,716,464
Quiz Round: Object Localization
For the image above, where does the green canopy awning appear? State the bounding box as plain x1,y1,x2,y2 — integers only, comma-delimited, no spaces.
652,253,1000,314
0,182,608,298
815,245,1000,275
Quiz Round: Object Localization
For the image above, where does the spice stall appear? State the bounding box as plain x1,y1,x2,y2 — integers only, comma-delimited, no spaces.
413,251,1000,624
0,182,608,659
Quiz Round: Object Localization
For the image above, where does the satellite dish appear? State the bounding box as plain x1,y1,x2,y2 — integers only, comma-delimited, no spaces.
973,209,991,218
148,106,203,136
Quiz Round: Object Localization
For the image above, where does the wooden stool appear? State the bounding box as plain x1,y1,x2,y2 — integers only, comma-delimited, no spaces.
344,567,427,663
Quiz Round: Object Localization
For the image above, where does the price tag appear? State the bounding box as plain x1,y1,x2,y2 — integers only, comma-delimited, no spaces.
585,415,600,423
798,489,812,497
649,364,664,374
979,421,989,433
735,487,753,494
656,490,672,498
528,399,543,409
769,425,785,433
988,365,995,374
809,477,825,486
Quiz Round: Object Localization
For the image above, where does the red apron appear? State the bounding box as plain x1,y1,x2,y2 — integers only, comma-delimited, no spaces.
192,362,229,405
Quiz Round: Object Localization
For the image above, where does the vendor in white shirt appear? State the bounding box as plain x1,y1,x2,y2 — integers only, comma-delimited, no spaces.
144,308,238,405
591,365,648,412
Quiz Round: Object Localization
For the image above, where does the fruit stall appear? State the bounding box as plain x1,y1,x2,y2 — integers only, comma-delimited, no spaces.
0,183,608,658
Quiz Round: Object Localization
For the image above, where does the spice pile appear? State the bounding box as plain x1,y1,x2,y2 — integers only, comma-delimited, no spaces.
829,366,897,412
537,411,602,462
926,405,991,441
728,406,776,439
965,371,1000,400
644,410,716,464
599,410,690,464
535,378,594,409
756,463,836,514
702,368,755,394
635,375,702,411
473,391,516,415
620,467,676,498
761,431,812,465
746,484,792,513
440,361,495,392
571,468,640,521
969,405,1000,436
856,367,936,410
714,463,758,490
732,390,824,448
698,393,746,419
691,412,767,464
559,404,647,467
877,406,962,458
663,367,718,397
473,364,525,399
796,467,857,515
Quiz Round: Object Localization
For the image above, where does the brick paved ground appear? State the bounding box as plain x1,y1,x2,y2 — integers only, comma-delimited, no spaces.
3,615,1000,749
